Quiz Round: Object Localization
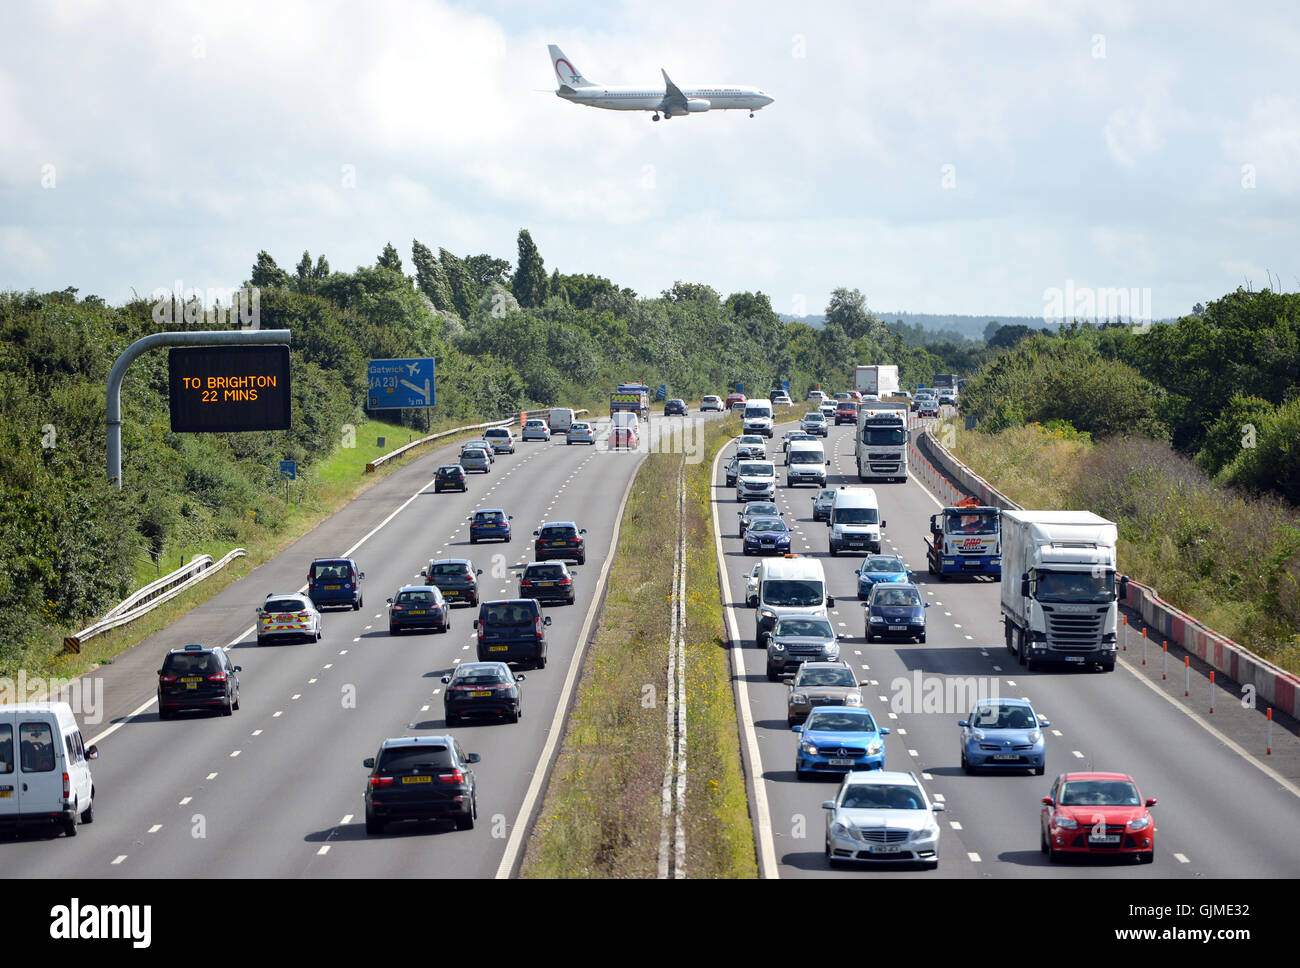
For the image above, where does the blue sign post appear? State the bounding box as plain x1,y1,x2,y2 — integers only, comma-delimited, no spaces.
367,358,436,410
279,460,296,480
656,384,667,401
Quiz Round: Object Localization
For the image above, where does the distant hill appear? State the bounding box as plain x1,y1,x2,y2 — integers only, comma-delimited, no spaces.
781,311,1054,342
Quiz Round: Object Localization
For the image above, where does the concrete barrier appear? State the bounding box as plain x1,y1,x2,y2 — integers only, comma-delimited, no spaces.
917,417,1300,720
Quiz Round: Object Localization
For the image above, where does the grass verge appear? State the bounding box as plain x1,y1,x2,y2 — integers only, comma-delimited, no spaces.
521,411,765,878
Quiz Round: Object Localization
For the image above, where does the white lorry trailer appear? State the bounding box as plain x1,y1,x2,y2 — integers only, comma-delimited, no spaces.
854,365,900,398
1000,510,1128,672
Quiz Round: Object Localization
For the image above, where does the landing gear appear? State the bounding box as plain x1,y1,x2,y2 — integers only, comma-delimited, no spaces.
749,111,755,118
652,113,660,121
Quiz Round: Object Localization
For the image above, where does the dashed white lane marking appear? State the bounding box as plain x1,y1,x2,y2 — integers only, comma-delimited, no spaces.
148,824,162,833
339,650,347,655
274,711,283,718
206,772,218,780
230,750,241,758
179,797,191,806
922,772,933,780
112,855,127,865
251,729,262,737
308,678,318,684
908,749,918,757
950,821,963,830
1174,853,1190,864
292,694,301,700
317,845,331,855
421,705,430,712
1072,750,1085,759
352,637,360,642
993,665,1002,672
932,792,944,801
1051,729,1062,736
341,814,353,825
968,852,981,862
323,663,333,669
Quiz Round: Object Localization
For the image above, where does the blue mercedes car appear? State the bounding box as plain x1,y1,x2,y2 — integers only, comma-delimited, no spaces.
958,698,1050,775
743,516,792,556
864,582,929,644
793,707,890,780
855,554,912,599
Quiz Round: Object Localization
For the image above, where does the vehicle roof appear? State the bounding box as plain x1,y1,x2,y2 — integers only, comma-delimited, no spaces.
266,591,311,599
524,560,571,571
0,701,79,720
311,557,354,565
843,770,921,787
972,697,1033,708
378,735,455,748
759,556,824,580
807,705,875,718
428,557,472,566
395,584,439,593
437,463,465,471
538,521,578,529
484,427,512,434
167,642,223,653
795,661,853,671
832,487,879,506
788,438,824,450
452,662,510,675
869,581,920,597
473,507,506,514
480,597,542,608
1060,772,1135,782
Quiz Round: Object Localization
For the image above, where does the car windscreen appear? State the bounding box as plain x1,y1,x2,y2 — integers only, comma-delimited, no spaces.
862,428,907,445
946,511,998,534
376,746,452,772
834,507,879,524
749,518,787,533
396,590,436,605
774,618,833,638
162,652,222,675
452,668,510,685
744,504,778,517
796,667,857,688
525,564,566,580
429,563,469,577
1035,570,1115,604
475,511,505,522
761,579,825,607
806,711,877,732
972,705,1035,729
437,466,461,476
841,784,923,810
1059,780,1141,806
482,602,535,625
265,599,308,612
789,450,823,463
539,526,574,538
874,588,921,607
817,490,836,500
738,463,774,477
862,556,905,573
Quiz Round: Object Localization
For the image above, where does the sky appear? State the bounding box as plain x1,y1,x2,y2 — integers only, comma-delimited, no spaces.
1,0,1297,322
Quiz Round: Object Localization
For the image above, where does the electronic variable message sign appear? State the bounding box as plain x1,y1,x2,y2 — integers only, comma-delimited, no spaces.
169,345,291,432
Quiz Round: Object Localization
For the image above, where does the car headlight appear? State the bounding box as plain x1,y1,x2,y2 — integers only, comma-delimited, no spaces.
912,824,940,842
771,642,785,651
1128,816,1151,831
790,692,807,704
866,741,882,755
1055,817,1078,830
800,742,819,755
1027,730,1042,744
829,821,851,837
845,694,862,705
970,729,985,741
870,615,885,623
760,609,775,620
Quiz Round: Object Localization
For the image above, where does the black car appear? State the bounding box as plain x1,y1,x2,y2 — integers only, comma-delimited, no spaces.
725,456,740,487
388,585,450,634
811,488,836,522
519,561,577,605
441,662,525,726
423,558,482,606
533,521,586,564
664,398,688,416
157,644,241,719
363,736,479,835
475,599,551,668
434,464,468,493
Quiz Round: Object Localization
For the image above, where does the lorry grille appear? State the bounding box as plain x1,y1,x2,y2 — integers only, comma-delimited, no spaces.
1046,612,1104,651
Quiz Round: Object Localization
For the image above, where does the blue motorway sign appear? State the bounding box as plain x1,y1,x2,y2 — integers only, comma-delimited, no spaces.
367,358,435,409
735,382,744,393
656,384,667,400
279,460,296,480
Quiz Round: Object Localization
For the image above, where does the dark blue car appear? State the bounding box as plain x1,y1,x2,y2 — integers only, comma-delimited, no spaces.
793,707,890,780
469,508,512,544
308,558,365,610
864,581,929,643
743,516,792,556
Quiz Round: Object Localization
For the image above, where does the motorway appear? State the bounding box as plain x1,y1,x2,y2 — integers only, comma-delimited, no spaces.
715,412,1300,878
3,412,716,878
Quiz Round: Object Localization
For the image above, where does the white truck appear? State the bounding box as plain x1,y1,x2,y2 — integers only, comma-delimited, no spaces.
854,365,900,399
854,401,909,482
1000,510,1128,672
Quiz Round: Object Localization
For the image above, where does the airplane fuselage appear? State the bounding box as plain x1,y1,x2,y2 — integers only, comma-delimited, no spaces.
558,86,771,112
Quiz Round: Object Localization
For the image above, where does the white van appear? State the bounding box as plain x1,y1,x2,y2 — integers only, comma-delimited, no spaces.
828,486,886,556
548,408,575,434
610,411,640,434
742,399,774,439
755,556,833,648
786,439,829,487
0,702,98,837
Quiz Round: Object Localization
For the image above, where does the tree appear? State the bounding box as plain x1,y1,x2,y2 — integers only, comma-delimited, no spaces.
983,320,1003,343
411,240,454,312
377,242,403,274
824,287,882,342
312,254,330,280
249,250,289,289
464,254,511,289
512,229,549,309
987,324,1030,350
439,248,475,319
295,251,313,281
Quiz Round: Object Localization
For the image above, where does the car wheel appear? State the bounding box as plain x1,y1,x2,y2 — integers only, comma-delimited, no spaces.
257,636,267,647
766,663,778,682
1139,850,1155,864
353,600,361,611
1047,834,1060,863
233,690,240,711
365,813,384,836
158,705,171,721
1040,825,1049,854
454,806,475,831
829,545,838,557
63,812,78,838
919,633,927,644
1100,662,1115,673
1034,764,1045,776
446,713,460,727
1025,656,1037,672
961,750,971,775
470,536,478,544
866,633,876,643
536,653,547,670
796,769,811,782
577,554,586,565
471,594,479,606
80,798,94,824
506,709,519,724
222,693,233,716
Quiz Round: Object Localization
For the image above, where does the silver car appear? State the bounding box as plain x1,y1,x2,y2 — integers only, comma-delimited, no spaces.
566,421,596,445
483,428,516,454
521,419,551,441
822,771,944,869
464,439,496,462
800,413,829,436
745,563,761,607
766,614,842,681
256,593,322,646
459,447,492,473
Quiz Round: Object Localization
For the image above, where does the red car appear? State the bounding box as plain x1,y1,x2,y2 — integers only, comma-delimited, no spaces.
834,401,859,425
725,392,747,411
609,426,638,450
1040,772,1156,864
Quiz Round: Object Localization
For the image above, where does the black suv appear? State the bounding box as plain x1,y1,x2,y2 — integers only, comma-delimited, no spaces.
664,398,688,416
475,599,552,668
363,736,479,835
157,644,241,719
441,662,525,725
533,521,587,564
434,464,468,493
519,561,577,605
423,558,482,606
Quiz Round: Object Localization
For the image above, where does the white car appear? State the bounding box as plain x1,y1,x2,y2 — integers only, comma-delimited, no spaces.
819,401,836,419
521,419,551,441
822,771,944,869
566,421,596,445
771,392,792,406
257,593,323,645
483,427,516,454
701,395,724,412
746,562,761,607
807,390,827,402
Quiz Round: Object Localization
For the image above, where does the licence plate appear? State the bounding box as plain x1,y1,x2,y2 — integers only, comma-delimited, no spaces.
992,753,1019,761
0,790,11,798
1065,656,1085,663
828,758,855,767
324,584,340,590
444,590,460,596
538,582,554,588
410,610,426,615
1089,835,1121,844
401,776,432,785
889,625,906,631
470,690,492,698
185,682,198,690
489,646,509,652
869,844,902,854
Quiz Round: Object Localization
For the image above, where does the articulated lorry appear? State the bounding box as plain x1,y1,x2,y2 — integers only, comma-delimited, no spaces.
925,498,1001,579
855,400,909,482
1000,510,1128,672
854,365,900,399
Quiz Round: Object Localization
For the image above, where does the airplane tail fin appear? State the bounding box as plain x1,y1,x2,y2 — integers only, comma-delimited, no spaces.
549,44,595,88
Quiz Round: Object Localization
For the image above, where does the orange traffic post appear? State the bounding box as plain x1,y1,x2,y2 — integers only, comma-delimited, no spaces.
1209,670,1215,713
1122,614,1128,651
1162,643,1167,680
1184,655,1190,696
1142,627,1148,665
1267,708,1273,755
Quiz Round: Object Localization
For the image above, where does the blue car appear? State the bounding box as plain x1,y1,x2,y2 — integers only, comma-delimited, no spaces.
793,707,890,780
958,698,1050,776
743,516,791,556
855,554,912,599
469,508,512,544
864,582,929,643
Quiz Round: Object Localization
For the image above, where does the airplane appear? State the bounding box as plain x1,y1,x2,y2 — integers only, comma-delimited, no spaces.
548,44,773,121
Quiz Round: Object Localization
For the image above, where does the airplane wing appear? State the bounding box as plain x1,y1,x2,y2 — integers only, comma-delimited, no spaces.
660,69,688,114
